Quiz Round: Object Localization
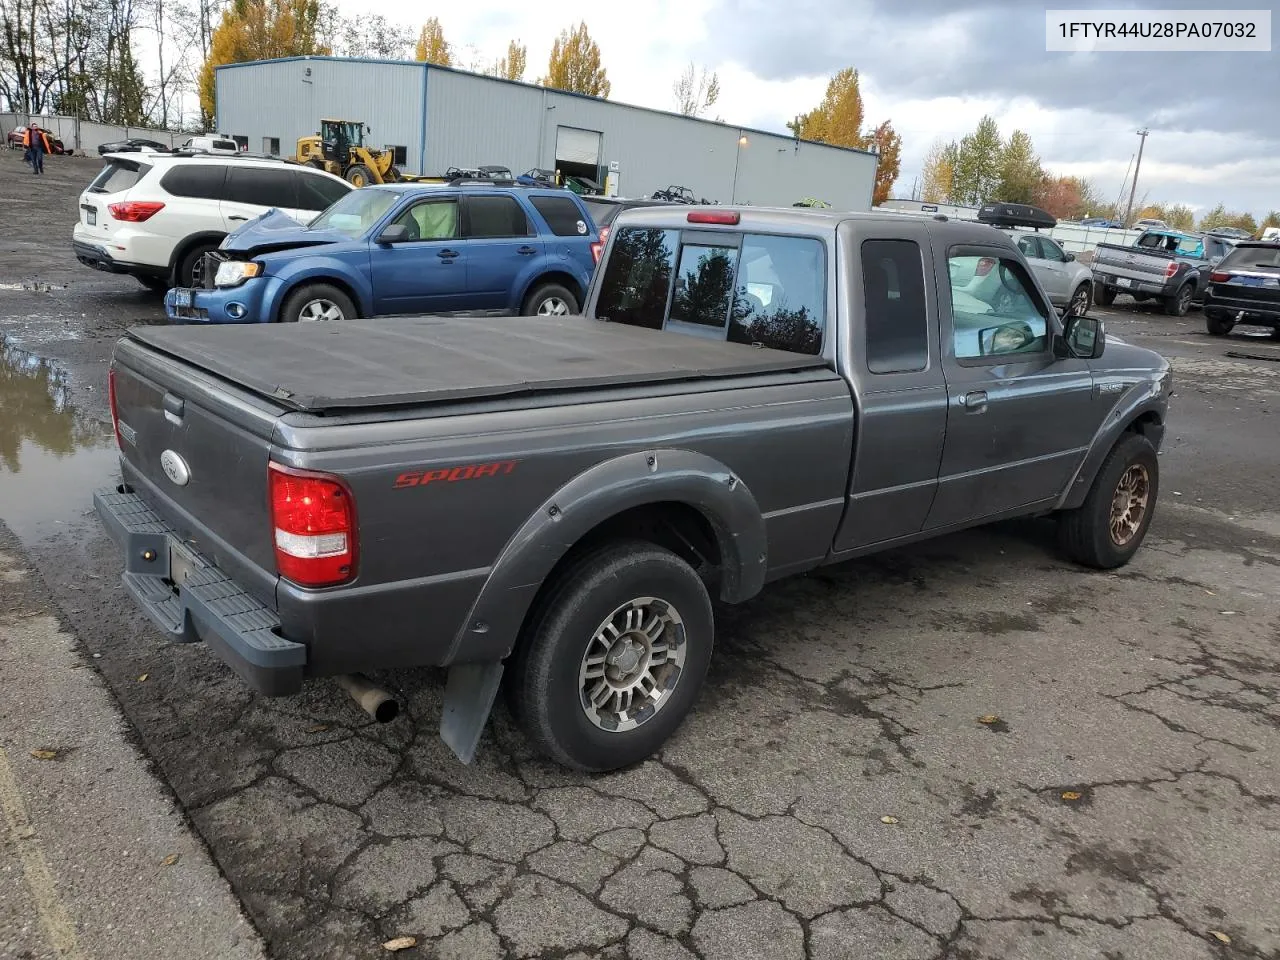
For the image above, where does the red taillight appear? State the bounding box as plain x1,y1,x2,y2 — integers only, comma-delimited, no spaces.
1164,261,1178,278
1209,271,1230,283
108,201,165,222
268,462,357,587
687,210,740,225
975,257,997,277
107,367,122,449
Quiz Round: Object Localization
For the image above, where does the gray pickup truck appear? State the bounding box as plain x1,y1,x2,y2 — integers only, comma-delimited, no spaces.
1092,229,1237,316
95,206,1172,771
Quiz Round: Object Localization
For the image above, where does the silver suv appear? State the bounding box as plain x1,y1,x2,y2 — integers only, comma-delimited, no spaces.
1003,230,1096,316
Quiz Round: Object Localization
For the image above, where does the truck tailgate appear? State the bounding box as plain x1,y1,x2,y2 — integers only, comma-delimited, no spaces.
1094,245,1172,281
111,337,287,604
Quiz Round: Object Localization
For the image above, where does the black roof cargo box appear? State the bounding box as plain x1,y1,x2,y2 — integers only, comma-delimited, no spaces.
977,203,1057,230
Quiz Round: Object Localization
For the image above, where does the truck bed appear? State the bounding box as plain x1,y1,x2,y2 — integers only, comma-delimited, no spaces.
128,315,828,412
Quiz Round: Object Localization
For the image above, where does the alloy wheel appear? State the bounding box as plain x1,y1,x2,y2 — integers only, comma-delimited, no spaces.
537,297,570,316
297,298,345,322
579,597,687,732
1109,463,1150,546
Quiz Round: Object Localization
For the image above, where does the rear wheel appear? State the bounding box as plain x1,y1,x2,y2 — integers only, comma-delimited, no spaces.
1058,432,1159,569
178,242,218,288
278,283,356,323
1204,309,1234,336
522,283,579,317
507,541,714,772
1163,283,1193,316
345,163,373,187
1093,282,1116,306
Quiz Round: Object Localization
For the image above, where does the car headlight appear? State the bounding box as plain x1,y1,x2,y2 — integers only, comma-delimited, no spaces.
214,260,262,287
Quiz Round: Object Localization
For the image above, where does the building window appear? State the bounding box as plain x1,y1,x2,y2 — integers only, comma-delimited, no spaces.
263,136,280,157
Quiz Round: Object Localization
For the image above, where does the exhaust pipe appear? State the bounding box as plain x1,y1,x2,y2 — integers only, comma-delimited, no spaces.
336,673,399,724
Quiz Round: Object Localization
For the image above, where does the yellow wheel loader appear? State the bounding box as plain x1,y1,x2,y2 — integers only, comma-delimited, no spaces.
292,120,403,187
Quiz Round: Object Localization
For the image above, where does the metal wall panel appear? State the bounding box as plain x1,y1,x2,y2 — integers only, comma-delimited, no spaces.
216,58,426,167
216,58,877,207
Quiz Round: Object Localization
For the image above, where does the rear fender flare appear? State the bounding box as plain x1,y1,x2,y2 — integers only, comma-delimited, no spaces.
1057,387,1166,511
446,448,767,664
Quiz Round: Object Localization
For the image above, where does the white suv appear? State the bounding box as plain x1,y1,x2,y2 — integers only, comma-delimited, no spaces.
72,153,352,290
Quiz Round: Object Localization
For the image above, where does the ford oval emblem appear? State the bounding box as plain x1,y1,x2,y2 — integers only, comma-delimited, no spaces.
160,449,191,486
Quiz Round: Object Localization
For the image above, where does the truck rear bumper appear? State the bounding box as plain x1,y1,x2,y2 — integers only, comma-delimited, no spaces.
94,484,306,695
1092,271,1170,298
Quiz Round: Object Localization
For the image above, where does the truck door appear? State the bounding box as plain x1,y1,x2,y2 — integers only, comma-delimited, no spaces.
832,221,949,552
926,243,1097,529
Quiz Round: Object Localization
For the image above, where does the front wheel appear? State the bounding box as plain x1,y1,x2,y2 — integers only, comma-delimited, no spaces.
522,283,579,317
1163,284,1193,317
345,163,373,187
1093,282,1116,306
1058,432,1159,569
507,541,714,772
278,283,357,323
1205,310,1234,336
1068,282,1091,317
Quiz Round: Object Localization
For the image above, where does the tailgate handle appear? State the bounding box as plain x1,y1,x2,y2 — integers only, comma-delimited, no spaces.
162,392,185,423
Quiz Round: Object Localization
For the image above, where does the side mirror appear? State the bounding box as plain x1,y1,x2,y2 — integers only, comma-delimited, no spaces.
377,224,410,244
1064,251,1076,262
1058,315,1105,360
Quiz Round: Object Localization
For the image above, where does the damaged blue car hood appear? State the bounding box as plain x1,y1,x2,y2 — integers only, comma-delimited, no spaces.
219,209,351,255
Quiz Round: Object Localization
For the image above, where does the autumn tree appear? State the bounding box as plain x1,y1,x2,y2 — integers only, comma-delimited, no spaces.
997,129,1044,204
1198,204,1258,234
1261,211,1280,232
673,62,719,117
868,120,901,205
339,15,413,58
1165,204,1195,231
951,115,1003,205
485,39,526,80
414,16,450,65
199,0,329,124
542,21,609,97
788,67,864,147
920,139,955,203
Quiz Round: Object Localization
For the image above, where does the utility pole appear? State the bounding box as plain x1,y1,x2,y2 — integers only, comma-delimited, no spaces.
1124,128,1149,227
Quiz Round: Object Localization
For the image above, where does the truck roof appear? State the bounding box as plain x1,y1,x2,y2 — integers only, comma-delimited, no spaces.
611,205,1014,247
125,315,831,412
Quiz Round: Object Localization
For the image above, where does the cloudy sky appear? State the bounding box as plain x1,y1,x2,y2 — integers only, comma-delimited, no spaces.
334,0,1278,218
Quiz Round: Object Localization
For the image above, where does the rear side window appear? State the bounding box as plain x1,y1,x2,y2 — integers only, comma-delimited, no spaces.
529,195,590,236
729,235,826,355
225,167,299,208
464,195,532,238
596,227,678,329
862,239,928,373
90,160,151,194
159,164,226,200
296,172,350,211
1222,245,1280,269
581,199,618,228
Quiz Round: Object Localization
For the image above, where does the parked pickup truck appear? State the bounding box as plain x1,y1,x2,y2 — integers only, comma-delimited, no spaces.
1092,229,1237,316
95,207,1172,772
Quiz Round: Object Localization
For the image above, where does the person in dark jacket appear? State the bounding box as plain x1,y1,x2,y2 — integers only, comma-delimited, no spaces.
24,125,52,175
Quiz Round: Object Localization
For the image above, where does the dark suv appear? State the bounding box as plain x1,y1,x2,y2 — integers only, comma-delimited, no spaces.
1203,241,1280,337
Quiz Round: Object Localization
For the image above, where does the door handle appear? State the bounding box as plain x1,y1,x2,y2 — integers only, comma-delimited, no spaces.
437,248,459,259
228,215,248,222
517,245,537,255
962,390,988,412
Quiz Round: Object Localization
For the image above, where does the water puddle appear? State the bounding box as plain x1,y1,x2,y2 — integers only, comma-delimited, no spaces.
0,336,119,543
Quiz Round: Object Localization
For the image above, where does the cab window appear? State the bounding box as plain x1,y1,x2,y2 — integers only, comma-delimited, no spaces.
948,254,1049,360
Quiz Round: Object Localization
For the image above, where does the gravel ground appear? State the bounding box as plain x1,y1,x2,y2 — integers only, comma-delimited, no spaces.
2,152,1279,960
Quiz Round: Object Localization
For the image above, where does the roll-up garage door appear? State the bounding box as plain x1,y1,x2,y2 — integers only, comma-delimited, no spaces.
555,127,602,166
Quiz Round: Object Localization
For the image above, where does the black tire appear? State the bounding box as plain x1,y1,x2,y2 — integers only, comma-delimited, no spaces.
277,283,357,323
135,275,169,293
1093,282,1116,306
1204,310,1234,336
345,163,373,187
307,158,326,170
1058,432,1159,569
1068,282,1091,317
1163,283,1193,317
178,242,218,288
507,541,714,772
522,282,580,317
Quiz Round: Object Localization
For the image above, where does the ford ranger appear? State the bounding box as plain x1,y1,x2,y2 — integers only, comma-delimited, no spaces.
95,207,1172,772
1092,229,1237,316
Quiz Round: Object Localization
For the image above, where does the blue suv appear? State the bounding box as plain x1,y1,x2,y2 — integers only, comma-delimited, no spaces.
165,183,601,324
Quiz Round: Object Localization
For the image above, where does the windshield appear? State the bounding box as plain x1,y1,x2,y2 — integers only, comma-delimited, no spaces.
308,188,398,237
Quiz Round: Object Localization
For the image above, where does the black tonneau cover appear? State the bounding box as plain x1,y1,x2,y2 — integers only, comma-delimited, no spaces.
127,315,830,412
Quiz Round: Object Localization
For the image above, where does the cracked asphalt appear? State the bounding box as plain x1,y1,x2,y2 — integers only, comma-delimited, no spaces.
2,154,1279,959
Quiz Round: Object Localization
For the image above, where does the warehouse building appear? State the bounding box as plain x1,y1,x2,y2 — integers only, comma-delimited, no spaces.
214,57,879,210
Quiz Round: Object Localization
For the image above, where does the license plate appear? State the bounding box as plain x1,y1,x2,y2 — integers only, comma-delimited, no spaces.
1116,277,1132,288
82,205,96,226
174,288,193,307
1237,276,1267,287
168,542,197,588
